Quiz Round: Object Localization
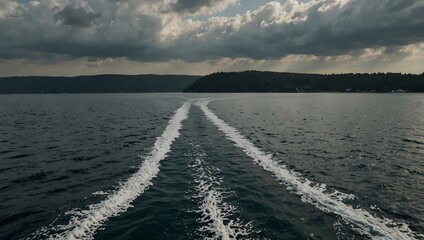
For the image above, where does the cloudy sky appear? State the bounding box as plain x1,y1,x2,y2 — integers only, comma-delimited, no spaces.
0,0,423,76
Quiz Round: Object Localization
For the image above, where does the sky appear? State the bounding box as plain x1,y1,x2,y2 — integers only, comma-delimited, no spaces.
0,0,423,76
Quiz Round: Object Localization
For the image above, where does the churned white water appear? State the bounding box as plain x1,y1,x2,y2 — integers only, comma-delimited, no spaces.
30,102,191,240
188,143,254,240
198,99,422,240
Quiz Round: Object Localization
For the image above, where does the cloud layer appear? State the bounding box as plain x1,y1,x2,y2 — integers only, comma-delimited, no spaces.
0,0,423,75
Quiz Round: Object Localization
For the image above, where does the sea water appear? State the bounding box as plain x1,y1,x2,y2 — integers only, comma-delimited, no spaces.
0,93,423,239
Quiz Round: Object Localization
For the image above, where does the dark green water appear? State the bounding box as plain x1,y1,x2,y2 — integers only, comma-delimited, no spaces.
0,94,422,239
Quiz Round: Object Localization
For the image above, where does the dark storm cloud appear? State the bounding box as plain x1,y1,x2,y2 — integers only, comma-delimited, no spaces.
0,0,424,63
54,5,101,27
170,0,235,14
164,0,424,61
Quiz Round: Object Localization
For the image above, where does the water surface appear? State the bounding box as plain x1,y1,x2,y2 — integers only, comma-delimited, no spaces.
0,93,422,239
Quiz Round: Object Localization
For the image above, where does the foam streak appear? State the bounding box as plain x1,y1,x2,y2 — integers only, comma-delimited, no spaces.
36,102,191,240
198,100,421,240
188,145,253,239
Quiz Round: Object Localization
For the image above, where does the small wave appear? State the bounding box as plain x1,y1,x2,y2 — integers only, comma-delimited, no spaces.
70,155,99,162
26,102,191,240
7,153,33,159
402,138,423,145
0,210,45,226
66,168,89,175
46,188,67,194
188,144,254,240
198,100,422,240
0,149,13,154
12,171,53,184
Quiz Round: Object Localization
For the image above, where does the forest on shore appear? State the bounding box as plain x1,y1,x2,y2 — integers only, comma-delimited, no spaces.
0,75,199,93
1,71,424,93
184,71,424,93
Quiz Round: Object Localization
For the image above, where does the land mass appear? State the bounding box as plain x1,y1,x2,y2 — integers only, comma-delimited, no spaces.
1,71,424,93
0,74,200,93
184,71,424,93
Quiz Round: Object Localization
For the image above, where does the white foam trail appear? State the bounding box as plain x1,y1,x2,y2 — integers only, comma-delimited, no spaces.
188,144,253,240
31,102,191,240
197,100,422,240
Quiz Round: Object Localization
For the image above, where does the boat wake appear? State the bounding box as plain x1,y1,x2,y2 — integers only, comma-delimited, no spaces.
24,98,422,240
187,142,255,240
197,99,422,240
27,102,191,240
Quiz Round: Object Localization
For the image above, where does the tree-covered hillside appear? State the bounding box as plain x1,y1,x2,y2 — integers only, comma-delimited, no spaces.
184,71,424,93
0,75,200,93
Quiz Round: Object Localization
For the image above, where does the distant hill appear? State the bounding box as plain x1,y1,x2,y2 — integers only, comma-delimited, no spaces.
184,71,424,93
0,74,200,93
3,72,424,94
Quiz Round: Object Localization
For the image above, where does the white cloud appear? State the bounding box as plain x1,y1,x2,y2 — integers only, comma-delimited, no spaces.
0,0,18,19
317,0,350,12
